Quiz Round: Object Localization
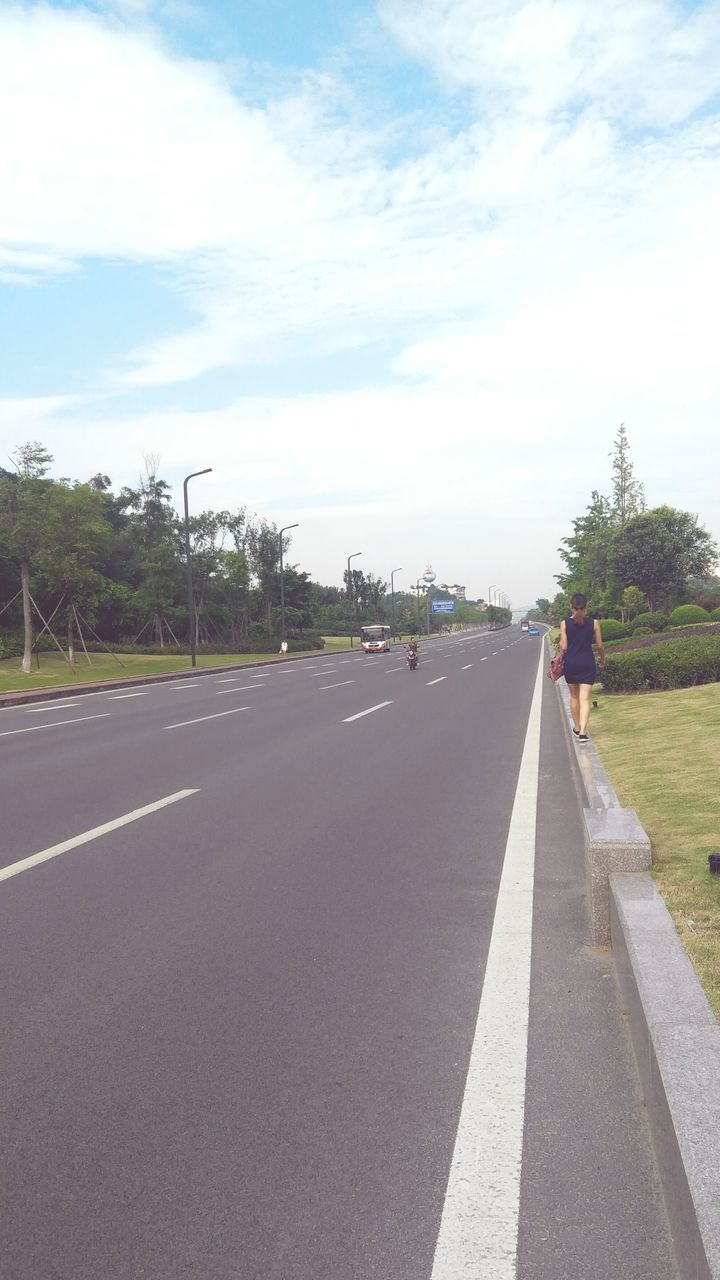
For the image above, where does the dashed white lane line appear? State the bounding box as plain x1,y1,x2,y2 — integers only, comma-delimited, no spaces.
427,677,447,686
430,646,544,1280
318,680,355,690
165,707,250,729
309,670,338,677
249,674,268,679
216,677,243,683
0,714,111,738
25,702,80,714
108,692,148,700
216,685,263,694
342,701,393,723
481,656,489,662
386,667,406,673
461,664,473,670
0,789,199,884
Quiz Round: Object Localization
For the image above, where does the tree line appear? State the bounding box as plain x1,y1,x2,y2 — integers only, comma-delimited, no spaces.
530,424,719,625
0,442,499,671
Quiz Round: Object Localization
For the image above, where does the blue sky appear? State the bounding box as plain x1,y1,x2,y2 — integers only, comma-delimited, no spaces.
1,0,720,605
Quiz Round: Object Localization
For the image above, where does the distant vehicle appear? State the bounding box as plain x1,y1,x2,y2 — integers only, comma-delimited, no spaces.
361,625,392,653
520,619,529,632
528,624,540,636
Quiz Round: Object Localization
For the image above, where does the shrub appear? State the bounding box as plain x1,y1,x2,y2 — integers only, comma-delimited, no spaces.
709,607,720,622
632,627,652,636
630,612,668,633
598,618,630,641
669,604,712,626
600,635,720,692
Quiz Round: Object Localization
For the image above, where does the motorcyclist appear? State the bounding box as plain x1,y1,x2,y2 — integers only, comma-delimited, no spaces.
406,636,418,667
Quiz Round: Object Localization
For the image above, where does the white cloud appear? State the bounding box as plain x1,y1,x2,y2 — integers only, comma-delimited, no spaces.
378,0,720,125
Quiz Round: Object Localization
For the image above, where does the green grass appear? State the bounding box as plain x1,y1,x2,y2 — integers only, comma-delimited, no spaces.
590,683,720,1020
0,647,325,693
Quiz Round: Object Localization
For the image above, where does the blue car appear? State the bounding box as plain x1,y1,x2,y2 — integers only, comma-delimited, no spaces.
528,625,540,636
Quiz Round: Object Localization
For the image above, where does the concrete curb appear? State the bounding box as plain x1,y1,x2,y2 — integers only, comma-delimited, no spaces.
610,875,720,1280
548,641,720,1280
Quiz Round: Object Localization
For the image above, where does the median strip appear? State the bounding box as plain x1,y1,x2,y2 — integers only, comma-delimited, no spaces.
0,789,199,883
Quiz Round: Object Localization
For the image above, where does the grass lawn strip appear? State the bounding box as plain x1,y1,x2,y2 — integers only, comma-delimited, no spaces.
590,683,720,1021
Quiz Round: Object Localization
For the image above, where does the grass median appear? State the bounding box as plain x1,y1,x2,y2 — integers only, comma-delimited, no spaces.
590,682,720,1020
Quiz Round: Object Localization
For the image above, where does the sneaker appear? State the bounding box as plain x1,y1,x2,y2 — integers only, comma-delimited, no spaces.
578,733,589,742
572,727,580,736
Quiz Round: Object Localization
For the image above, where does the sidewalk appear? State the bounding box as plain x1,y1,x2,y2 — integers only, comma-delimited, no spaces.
514,672,679,1279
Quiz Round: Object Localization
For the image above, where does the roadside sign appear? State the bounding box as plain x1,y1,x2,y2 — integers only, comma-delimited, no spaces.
432,600,456,614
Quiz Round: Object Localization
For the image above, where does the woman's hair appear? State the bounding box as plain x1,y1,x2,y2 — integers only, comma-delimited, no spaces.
571,593,588,609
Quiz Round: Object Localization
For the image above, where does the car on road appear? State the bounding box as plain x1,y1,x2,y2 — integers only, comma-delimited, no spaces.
528,624,540,636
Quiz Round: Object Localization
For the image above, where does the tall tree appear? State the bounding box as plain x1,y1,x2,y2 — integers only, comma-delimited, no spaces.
557,491,618,614
0,442,54,672
610,423,645,526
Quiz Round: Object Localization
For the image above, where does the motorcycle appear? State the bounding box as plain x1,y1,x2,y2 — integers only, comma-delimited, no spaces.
406,648,418,670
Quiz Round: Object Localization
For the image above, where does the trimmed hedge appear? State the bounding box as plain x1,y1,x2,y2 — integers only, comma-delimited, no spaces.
630,611,668,633
669,604,711,626
600,635,720,692
712,608,720,622
597,618,630,641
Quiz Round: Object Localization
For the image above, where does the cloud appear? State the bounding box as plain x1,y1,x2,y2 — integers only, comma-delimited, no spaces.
378,0,720,125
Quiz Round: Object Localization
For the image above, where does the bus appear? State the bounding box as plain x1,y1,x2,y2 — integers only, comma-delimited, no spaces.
360,625,392,653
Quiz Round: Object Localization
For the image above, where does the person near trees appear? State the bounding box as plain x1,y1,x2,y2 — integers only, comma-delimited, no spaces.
559,593,605,742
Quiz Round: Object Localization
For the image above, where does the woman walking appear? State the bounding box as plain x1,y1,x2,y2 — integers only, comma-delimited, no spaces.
560,593,605,742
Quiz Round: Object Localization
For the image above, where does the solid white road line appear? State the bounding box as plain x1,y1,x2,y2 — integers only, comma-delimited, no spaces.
165,707,250,729
108,692,148,700
430,646,544,1280
318,680,354,690
342,701,393,723
0,714,111,739
25,702,80,714
0,789,199,884
426,677,447,686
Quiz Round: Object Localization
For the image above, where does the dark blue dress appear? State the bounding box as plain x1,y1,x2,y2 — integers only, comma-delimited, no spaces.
564,615,597,685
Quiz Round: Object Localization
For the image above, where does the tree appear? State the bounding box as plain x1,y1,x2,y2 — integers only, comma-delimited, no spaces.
613,506,718,612
621,586,647,621
610,423,645,526
122,460,181,645
34,482,114,662
0,442,54,672
557,491,619,614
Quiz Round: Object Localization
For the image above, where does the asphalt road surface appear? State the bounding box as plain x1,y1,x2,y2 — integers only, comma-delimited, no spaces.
1,629,679,1279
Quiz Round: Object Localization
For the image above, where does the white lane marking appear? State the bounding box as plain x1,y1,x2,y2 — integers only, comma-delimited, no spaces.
318,680,354,690
249,674,267,679
165,707,249,729
14,698,81,710
481,657,489,662
0,789,199,884
309,670,337,677
461,664,473,670
108,692,147,700
216,677,244,683
492,651,499,655
25,702,80,714
342,701,393,723
427,677,447,686
215,685,263,694
170,684,200,691
385,667,406,673
430,646,544,1280
0,714,111,739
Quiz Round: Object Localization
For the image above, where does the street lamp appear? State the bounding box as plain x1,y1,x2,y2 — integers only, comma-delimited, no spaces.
347,552,361,647
279,522,299,644
488,584,496,630
415,577,424,634
390,568,402,641
183,467,212,667
422,565,436,635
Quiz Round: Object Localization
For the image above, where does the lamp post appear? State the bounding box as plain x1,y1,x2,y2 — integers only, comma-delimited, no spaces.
390,568,402,642
488,584,496,630
278,522,299,645
183,467,212,667
422,565,436,635
347,552,361,647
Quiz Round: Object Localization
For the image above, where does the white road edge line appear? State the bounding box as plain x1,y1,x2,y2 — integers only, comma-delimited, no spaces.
342,701,393,723
0,788,199,884
430,644,544,1280
0,714,111,739
165,707,250,729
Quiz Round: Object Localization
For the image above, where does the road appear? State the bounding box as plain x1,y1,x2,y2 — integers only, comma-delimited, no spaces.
1,630,679,1279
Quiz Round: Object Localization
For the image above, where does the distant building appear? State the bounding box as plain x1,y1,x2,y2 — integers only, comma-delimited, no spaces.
455,585,466,601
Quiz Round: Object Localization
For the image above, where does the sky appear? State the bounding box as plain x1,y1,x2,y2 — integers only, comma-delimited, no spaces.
1,0,719,609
